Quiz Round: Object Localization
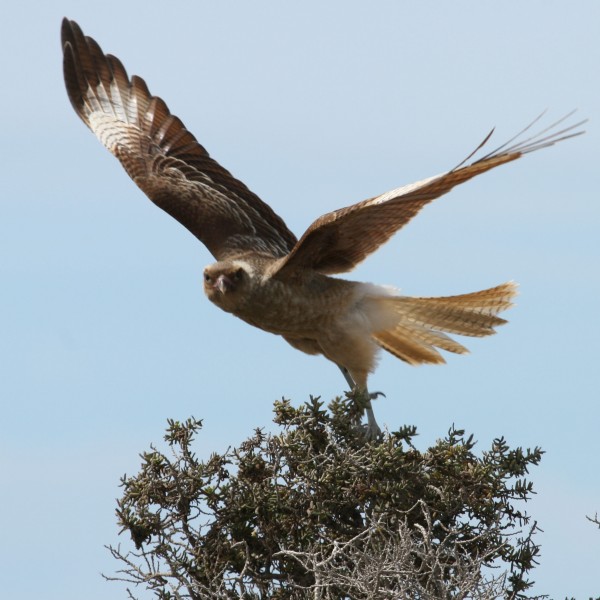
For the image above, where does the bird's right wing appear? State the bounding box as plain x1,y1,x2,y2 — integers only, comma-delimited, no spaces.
271,113,585,277
62,19,297,260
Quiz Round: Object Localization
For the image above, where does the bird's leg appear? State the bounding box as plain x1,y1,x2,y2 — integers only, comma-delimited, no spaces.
362,395,383,439
336,365,383,439
338,364,356,390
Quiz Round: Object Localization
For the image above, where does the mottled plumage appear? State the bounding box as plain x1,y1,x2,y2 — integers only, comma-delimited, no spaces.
62,18,584,436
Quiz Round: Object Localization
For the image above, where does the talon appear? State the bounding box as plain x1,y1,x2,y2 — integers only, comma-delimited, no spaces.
336,364,383,440
353,421,382,440
365,422,382,440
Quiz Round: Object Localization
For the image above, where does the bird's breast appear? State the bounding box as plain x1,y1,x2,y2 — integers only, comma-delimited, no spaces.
233,275,358,337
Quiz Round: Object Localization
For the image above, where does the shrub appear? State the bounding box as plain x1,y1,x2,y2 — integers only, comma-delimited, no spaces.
106,397,543,599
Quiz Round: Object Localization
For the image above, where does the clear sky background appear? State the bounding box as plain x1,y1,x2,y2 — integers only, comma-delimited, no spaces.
1,2,598,598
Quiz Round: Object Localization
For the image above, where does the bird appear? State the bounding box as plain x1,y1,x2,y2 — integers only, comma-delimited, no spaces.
61,18,584,437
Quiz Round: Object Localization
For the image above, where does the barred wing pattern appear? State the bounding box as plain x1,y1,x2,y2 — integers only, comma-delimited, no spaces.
273,114,585,277
61,18,297,260
63,19,584,277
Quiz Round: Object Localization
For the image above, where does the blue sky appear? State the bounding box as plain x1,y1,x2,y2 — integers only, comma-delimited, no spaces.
1,2,598,598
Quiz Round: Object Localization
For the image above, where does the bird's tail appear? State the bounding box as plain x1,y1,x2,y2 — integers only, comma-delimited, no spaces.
366,281,518,365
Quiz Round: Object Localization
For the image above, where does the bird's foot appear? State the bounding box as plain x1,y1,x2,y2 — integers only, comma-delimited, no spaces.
348,388,383,441
364,403,382,440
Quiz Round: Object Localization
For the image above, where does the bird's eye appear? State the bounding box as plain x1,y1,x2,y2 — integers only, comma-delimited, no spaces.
233,268,243,281
204,273,212,283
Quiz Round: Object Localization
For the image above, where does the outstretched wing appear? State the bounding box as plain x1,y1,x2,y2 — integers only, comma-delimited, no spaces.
272,113,585,277
61,18,297,260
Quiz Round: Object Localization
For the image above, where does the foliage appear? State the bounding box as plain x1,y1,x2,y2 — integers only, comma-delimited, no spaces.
106,397,545,599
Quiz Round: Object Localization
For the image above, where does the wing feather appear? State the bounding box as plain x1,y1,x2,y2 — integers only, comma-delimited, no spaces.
272,114,585,277
61,18,297,260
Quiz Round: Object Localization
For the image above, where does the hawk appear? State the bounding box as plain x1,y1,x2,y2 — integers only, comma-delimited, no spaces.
61,18,584,436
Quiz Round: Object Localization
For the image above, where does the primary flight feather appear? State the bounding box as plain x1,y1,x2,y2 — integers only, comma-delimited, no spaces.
62,18,584,436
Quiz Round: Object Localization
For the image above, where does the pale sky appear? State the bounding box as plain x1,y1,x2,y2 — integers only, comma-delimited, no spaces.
1,2,599,598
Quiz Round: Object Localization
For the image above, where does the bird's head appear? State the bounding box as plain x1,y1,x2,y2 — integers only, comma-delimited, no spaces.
203,261,251,313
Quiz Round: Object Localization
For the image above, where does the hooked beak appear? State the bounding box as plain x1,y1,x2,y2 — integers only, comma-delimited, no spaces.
214,274,234,294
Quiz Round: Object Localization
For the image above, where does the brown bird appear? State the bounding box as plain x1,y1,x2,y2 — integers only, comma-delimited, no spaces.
61,18,584,436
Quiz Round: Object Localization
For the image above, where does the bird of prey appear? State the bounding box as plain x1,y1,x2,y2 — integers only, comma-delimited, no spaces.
62,18,584,437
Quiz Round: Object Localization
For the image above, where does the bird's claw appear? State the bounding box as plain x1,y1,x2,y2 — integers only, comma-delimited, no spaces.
364,421,382,440
346,388,384,441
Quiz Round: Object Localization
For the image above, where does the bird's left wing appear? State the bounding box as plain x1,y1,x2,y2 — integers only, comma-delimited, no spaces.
271,113,585,277
61,19,297,260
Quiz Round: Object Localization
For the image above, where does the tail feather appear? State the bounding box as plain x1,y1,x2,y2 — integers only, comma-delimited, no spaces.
369,282,517,365
375,325,469,366
375,329,446,366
